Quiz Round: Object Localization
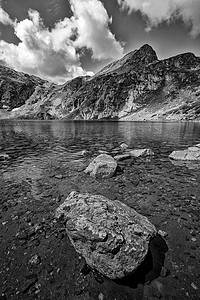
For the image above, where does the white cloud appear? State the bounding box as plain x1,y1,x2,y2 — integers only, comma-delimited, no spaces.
70,0,123,60
118,0,200,37
0,9,88,84
0,0,123,84
0,6,14,26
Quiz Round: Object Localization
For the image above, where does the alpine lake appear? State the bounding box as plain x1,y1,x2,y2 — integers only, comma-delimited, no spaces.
0,120,200,300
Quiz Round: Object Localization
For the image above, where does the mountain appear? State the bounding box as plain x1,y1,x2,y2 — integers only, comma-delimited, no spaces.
3,44,200,121
0,65,47,111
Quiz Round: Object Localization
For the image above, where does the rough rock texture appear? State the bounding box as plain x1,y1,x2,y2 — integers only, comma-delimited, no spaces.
2,43,200,120
0,65,46,110
55,191,157,279
169,144,200,160
84,154,117,178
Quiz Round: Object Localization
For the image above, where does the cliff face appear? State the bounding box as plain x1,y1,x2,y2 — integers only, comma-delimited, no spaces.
0,65,46,110
3,44,200,121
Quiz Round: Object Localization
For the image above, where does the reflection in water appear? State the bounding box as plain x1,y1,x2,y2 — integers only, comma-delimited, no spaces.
1,120,200,183
117,122,200,147
1,120,200,147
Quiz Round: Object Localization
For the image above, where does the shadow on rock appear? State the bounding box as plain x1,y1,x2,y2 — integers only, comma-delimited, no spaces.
115,234,168,289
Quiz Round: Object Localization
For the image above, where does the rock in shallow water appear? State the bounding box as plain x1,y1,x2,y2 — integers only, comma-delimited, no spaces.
129,149,154,158
84,154,117,179
119,143,129,151
0,153,10,160
169,144,200,160
55,191,157,279
114,154,131,161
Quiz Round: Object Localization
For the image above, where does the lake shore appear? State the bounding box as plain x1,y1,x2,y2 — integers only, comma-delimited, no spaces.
0,146,199,300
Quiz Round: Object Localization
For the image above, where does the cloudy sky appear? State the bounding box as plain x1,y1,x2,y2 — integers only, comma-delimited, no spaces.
0,0,200,84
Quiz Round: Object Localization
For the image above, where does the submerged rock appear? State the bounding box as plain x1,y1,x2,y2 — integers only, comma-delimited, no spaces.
0,153,10,160
84,154,117,179
114,154,131,161
119,143,129,151
129,149,154,158
169,144,200,160
55,191,157,279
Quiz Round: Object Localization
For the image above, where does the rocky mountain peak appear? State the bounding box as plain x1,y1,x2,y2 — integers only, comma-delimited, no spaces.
135,43,158,60
96,44,158,77
128,43,158,68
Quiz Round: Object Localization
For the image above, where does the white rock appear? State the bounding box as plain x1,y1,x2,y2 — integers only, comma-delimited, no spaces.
84,154,117,179
114,154,131,161
0,153,10,159
119,143,129,151
185,151,200,160
129,149,154,158
158,230,168,238
187,146,200,152
98,293,104,300
169,150,188,160
169,147,200,161
98,150,109,154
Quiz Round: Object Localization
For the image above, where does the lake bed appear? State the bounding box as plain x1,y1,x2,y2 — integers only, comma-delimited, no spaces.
0,120,200,300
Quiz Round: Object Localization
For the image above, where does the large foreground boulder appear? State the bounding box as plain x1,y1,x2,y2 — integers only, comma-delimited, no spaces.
169,144,200,160
84,154,117,179
55,191,157,279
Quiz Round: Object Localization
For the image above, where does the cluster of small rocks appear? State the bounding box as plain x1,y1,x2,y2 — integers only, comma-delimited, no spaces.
84,143,154,179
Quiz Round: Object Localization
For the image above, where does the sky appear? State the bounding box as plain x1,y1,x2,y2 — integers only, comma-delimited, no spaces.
0,0,200,84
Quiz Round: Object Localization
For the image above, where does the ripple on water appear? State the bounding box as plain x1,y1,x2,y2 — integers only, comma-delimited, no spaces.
1,146,89,183
1,120,200,184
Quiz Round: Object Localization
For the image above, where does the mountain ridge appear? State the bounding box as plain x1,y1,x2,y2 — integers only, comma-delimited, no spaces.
95,44,158,77
1,44,200,121
0,65,47,112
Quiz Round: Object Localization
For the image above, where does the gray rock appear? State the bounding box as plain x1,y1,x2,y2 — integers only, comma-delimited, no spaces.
0,153,10,159
98,150,109,154
129,149,154,157
188,146,200,151
84,154,117,179
169,144,200,160
114,154,131,161
55,191,157,279
74,150,88,156
169,150,188,160
119,143,129,151
158,230,168,238
28,254,41,265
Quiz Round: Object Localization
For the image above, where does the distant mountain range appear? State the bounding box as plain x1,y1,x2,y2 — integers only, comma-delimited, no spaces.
1,44,200,121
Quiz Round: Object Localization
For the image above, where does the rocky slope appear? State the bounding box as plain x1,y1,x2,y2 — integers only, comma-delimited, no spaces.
0,65,46,110
3,44,200,120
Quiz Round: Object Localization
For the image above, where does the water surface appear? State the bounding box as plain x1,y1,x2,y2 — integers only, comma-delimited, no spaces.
0,120,200,183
